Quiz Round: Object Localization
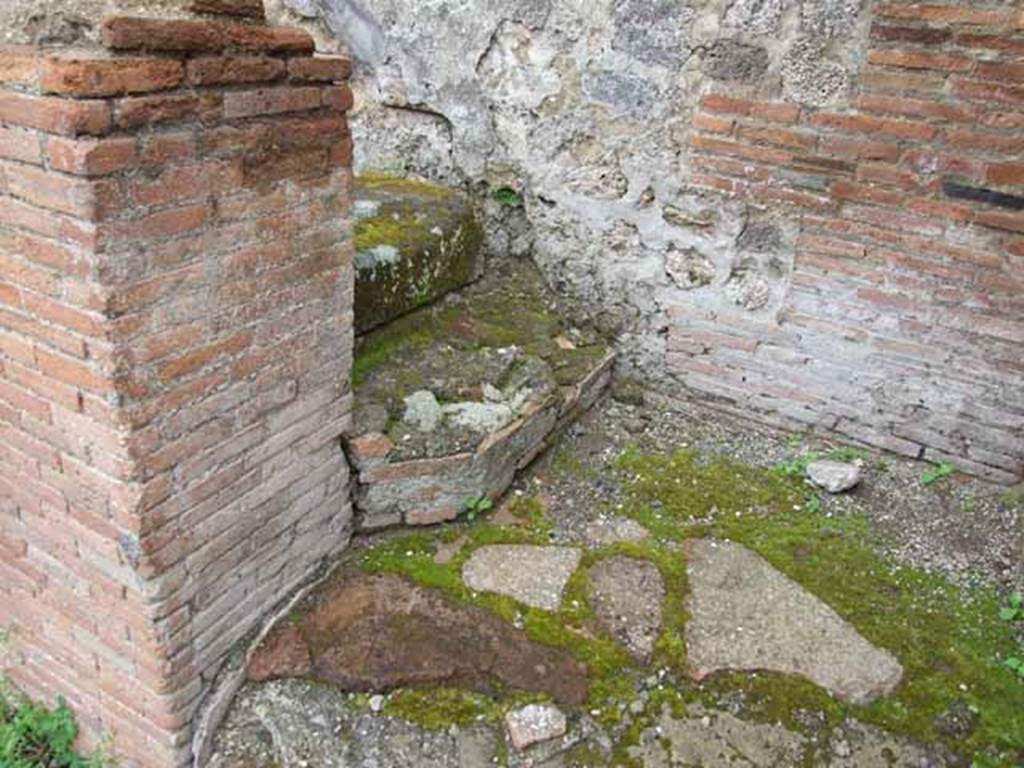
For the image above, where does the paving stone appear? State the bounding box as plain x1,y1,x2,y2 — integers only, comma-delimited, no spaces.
588,556,664,663
684,539,903,704
462,545,581,611
247,572,588,705
827,719,952,767
630,705,807,767
583,516,650,548
504,703,567,751
807,459,862,493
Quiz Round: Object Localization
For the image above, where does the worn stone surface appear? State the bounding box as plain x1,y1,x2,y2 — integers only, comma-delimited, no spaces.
588,556,664,663
353,175,484,334
703,39,769,82
583,516,649,548
630,705,808,767
462,545,581,611
504,703,567,751
828,719,952,768
247,571,589,705
630,706,951,768
213,679,499,768
807,460,862,494
685,539,903,704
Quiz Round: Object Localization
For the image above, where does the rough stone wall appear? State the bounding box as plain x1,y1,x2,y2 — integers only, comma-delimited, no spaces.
670,4,1024,483
276,0,1023,482
0,14,354,767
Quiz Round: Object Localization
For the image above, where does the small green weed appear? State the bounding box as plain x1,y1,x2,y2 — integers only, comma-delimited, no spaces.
999,592,1023,623
0,680,107,768
921,462,956,486
1000,486,1024,508
1005,656,1024,681
462,496,494,522
492,186,524,209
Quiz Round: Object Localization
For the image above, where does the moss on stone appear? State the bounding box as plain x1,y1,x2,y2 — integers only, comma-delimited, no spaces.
353,175,484,334
351,260,612,435
613,447,1024,763
383,688,502,730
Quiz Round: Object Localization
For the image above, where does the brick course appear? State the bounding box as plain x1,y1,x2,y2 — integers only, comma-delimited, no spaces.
674,2,1023,482
0,21,354,768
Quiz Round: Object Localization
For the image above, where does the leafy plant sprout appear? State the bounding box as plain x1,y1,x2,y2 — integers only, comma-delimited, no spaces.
462,496,494,522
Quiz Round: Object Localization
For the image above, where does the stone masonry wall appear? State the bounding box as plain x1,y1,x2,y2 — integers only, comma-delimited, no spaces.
272,0,1022,482
0,10,355,766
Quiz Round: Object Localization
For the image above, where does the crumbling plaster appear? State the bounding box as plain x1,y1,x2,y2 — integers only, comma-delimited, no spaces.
267,0,873,374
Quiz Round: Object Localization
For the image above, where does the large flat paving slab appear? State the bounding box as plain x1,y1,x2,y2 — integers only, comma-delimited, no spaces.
684,538,903,705
462,544,582,611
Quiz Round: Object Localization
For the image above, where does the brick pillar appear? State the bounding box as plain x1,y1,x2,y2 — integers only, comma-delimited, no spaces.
0,12,354,767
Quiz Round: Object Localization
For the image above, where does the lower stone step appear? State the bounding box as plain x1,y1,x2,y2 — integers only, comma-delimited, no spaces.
344,260,614,530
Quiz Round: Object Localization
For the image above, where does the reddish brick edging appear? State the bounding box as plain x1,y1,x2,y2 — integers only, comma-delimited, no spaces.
672,1,1024,482
0,17,354,768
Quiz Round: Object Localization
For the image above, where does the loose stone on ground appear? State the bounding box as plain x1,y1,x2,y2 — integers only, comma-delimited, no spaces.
588,556,664,663
462,544,582,610
807,460,862,493
685,539,903,704
504,704,568,751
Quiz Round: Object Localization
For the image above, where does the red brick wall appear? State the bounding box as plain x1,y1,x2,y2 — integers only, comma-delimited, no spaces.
672,2,1023,482
0,16,354,766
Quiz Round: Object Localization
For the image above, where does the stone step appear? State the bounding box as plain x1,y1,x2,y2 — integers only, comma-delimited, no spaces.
344,259,614,530
353,174,484,334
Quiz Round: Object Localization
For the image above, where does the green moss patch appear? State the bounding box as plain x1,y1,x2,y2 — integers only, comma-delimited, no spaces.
352,259,610,431
353,443,1022,764
383,688,503,730
614,446,1024,763
353,175,484,334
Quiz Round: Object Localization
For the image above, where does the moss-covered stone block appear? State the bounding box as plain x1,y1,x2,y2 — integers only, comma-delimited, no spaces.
353,174,484,334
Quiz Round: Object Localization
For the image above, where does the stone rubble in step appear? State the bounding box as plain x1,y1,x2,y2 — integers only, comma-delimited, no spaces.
346,254,615,532
685,539,903,704
807,459,863,493
462,545,582,610
504,704,568,751
588,556,665,663
402,385,536,438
